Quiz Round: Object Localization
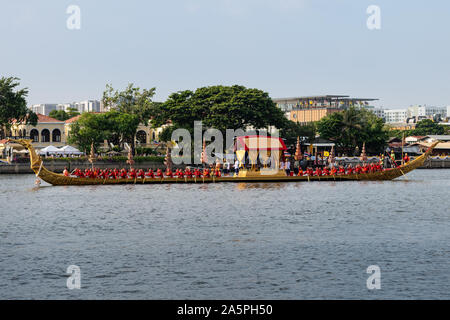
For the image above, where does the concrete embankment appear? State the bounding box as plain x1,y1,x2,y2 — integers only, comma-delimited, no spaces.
419,158,450,169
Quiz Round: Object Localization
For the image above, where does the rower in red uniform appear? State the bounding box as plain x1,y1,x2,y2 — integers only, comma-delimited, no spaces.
99,169,107,179
297,168,304,176
120,169,128,179
355,165,362,174
165,168,173,178
176,169,184,178
146,169,155,178
338,166,345,175
110,168,119,179
362,165,369,174
314,167,322,176
129,168,137,179
156,168,163,178
306,167,314,176
330,167,337,176
346,165,353,175
194,169,201,178
138,169,146,179
203,168,210,178
185,167,193,178
88,169,95,179
322,167,330,176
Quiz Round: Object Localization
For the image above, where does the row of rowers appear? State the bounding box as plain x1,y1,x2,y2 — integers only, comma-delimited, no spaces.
65,163,387,179
298,163,386,177
65,167,223,179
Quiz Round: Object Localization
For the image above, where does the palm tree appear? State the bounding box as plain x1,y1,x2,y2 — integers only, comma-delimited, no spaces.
341,107,363,155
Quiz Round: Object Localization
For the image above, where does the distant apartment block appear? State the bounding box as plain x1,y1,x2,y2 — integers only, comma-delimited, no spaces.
370,107,385,120
74,100,101,113
384,109,408,123
407,105,447,119
31,104,58,116
30,100,101,115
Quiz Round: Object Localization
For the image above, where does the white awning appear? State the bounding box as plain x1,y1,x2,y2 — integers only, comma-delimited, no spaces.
39,145,63,155
59,145,83,154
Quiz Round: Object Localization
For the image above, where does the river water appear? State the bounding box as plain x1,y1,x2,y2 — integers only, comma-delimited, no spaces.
0,169,449,299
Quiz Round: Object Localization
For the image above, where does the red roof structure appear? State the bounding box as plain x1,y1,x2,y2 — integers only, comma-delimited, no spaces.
235,135,287,151
36,113,63,123
65,115,82,124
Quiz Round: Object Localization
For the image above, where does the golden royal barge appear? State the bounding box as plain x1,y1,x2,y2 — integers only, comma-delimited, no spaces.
7,138,438,186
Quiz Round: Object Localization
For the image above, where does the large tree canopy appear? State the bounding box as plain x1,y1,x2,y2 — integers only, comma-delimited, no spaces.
151,85,287,133
102,83,156,153
279,121,316,148
68,113,110,153
103,83,155,123
68,111,140,153
317,107,388,155
0,77,37,137
49,108,80,121
389,119,446,138
413,119,445,136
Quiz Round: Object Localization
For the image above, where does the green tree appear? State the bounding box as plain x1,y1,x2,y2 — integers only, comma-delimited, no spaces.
102,83,156,153
67,107,81,119
151,85,287,133
279,120,316,147
49,109,81,121
105,111,141,148
317,107,388,155
0,77,37,138
413,119,445,136
68,113,110,153
68,111,140,153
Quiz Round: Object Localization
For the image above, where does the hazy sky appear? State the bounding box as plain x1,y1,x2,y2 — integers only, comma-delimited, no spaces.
1,0,449,108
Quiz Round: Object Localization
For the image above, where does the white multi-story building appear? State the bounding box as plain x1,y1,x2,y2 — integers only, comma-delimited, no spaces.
56,103,76,112
384,109,408,123
408,105,447,118
31,104,58,116
31,100,101,115
371,107,385,120
72,100,101,113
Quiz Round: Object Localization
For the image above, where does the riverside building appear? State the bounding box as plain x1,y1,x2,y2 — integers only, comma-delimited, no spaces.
273,95,378,124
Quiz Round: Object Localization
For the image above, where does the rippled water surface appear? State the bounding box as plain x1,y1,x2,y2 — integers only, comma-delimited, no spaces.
0,170,449,299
